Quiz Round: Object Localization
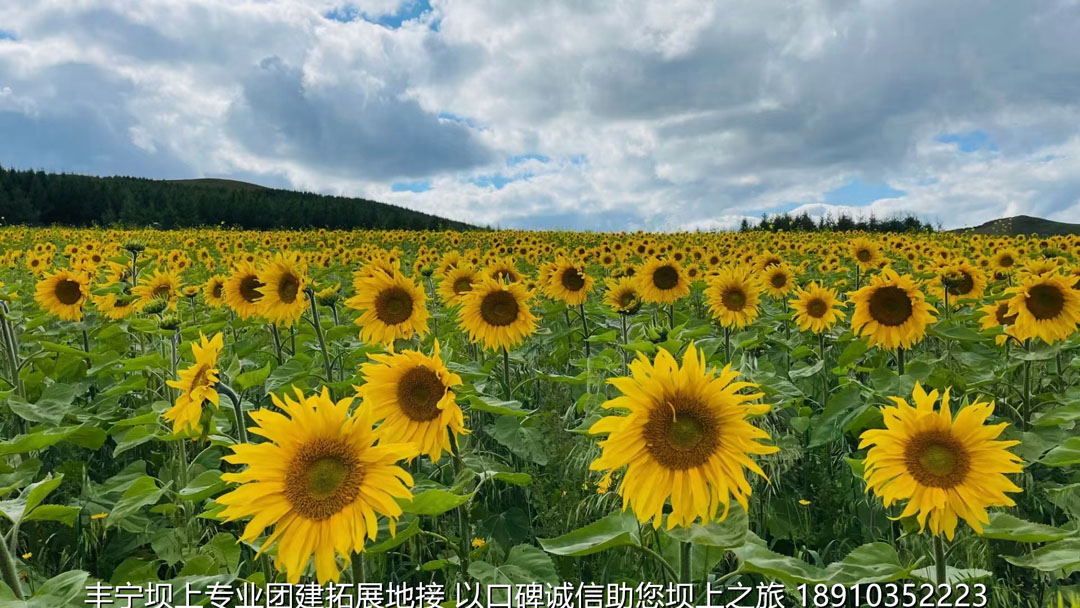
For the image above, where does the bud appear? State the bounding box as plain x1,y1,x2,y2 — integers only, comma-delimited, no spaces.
142,297,168,315
123,241,146,254
159,313,182,331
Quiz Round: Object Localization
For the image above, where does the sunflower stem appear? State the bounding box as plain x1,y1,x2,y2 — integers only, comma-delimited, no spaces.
679,540,692,584
82,328,90,353
502,347,512,400
933,535,947,585
579,303,591,358
217,382,249,445
352,552,366,584
306,289,334,387
724,326,731,363
896,347,905,376
0,524,23,601
667,303,674,329
620,313,629,376
268,324,283,364
1022,342,1033,430
631,543,678,583
448,431,471,575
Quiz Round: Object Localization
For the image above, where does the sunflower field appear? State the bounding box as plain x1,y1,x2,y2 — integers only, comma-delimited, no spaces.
0,226,1079,607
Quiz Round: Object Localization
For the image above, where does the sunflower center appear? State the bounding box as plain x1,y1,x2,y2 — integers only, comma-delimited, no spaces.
396,366,446,422
1026,284,1064,320
54,279,83,305
212,283,223,299
374,287,414,325
277,273,300,303
904,430,970,488
652,266,679,290
868,286,913,327
856,249,871,263
722,288,746,311
946,272,974,296
239,275,263,303
480,290,520,327
190,364,213,390
999,255,1014,268
452,277,473,295
995,303,1017,326
560,268,586,292
619,291,638,309
643,394,719,470
284,438,364,520
769,273,787,288
806,298,828,318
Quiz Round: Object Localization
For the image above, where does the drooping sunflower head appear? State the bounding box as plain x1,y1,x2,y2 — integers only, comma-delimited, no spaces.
546,257,594,306
438,266,478,305
759,262,796,298
1004,271,1080,344
458,277,537,351
34,269,89,321
978,299,1019,346
258,254,309,326
859,382,1022,540
203,275,227,308
133,268,183,311
164,332,224,436
704,265,761,329
345,269,429,346
224,261,265,320
937,260,987,302
636,258,690,305
604,277,642,315
218,387,416,584
589,344,778,529
359,340,466,462
790,282,845,334
850,268,937,350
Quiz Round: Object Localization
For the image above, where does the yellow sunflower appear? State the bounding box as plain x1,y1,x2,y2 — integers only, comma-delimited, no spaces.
1004,272,1080,344
164,332,223,436
978,299,1018,346
938,260,987,303
759,263,796,298
546,257,594,306
218,387,415,584
358,340,466,462
859,383,1023,540
345,269,429,346
438,266,478,305
849,237,884,270
991,248,1020,273
132,268,182,311
589,344,778,529
458,277,537,351
850,268,937,350
92,291,137,321
34,269,90,321
604,277,642,315
704,266,761,328
203,275,227,308
224,261,266,320
790,282,845,334
258,255,309,326
636,258,690,305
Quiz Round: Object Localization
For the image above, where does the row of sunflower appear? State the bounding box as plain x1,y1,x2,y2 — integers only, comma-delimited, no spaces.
0,226,1077,605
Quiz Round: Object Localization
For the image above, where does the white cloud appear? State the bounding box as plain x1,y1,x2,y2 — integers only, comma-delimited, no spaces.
0,0,1078,229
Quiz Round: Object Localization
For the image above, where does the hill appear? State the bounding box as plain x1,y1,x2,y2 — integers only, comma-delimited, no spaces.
0,166,472,230
955,215,1080,237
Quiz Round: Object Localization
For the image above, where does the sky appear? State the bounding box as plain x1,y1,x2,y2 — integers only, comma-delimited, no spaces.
1,0,1079,231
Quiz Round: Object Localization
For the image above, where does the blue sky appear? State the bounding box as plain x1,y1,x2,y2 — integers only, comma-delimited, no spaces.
0,1,1078,229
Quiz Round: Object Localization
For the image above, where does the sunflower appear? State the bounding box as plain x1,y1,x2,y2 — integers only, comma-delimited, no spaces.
588,344,778,529
203,275,227,308
546,257,594,306
438,266,478,305
224,262,266,320
938,260,987,302
345,269,429,346
217,387,415,584
258,255,309,326
1004,272,1080,344
790,282,845,334
859,383,1023,540
991,249,1020,273
34,269,90,321
164,332,223,436
133,268,183,311
92,290,137,321
605,277,641,315
358,341,466,462
850,268,937,350
636,258,690,304
458,277,537,351
849,237,884,270
759,263,796,298
978,299,1018,346
704,266,761,328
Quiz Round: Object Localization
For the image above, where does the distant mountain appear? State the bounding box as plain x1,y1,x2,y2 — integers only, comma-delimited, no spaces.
955,215,1080,237
0,166,472,230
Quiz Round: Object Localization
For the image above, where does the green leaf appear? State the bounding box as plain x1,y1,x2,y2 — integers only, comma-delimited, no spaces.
788,359,824,379
1032,401,1080,427
367,518,421,554
911,566,991,583
113,426,157,457
234,363,272,391
0,475,63,525
38,341,91,359
538,510,640,557
24,570,90,608
1043,437,1080,467
665,504,748,549
980,512,1075,543
733,534,827,584
23,504,80,527
836,340,868,367
6,384,78,425
108,476,169,526
468,545,559,587
808,384,866,448
824,543,912,585
490,417,549,465
468,395,532,417
179,470,226,502
1003,538,1080,574
265,356,311,395
399,489,471,516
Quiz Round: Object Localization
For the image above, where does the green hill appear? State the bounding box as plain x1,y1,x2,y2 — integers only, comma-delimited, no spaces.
0,166,472,230
956,215,1080,237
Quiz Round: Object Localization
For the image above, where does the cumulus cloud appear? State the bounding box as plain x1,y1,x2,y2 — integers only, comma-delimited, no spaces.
0,0,1078,229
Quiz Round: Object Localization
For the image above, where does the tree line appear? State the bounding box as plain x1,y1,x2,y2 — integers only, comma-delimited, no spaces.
0,165,473,230
740,211,934,233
